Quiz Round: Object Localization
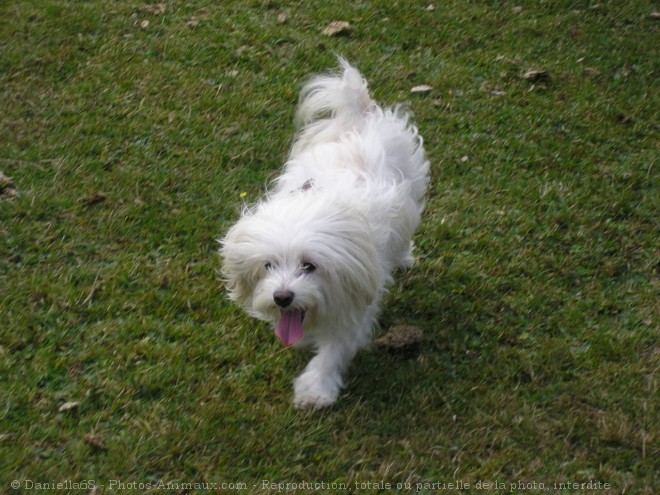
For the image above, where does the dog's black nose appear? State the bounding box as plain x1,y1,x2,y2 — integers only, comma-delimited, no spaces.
274,290,294,308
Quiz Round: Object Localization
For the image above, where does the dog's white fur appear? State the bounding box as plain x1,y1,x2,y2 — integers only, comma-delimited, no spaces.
220,59,429,408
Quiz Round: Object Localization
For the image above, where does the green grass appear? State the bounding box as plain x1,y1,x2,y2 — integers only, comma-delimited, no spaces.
1,0,658,493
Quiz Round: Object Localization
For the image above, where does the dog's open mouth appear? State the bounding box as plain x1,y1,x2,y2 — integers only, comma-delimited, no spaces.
275,309,305,346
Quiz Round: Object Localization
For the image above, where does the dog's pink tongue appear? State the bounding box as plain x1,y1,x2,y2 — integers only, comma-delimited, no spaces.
275,310,304,346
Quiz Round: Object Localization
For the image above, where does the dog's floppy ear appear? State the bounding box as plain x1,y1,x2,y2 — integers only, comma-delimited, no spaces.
312,214,384,311
221,264,254,307
219,226,260,307
338,235,381,309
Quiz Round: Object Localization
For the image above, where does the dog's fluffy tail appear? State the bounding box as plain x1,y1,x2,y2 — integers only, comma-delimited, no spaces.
291,57,374,156
296,57,373,127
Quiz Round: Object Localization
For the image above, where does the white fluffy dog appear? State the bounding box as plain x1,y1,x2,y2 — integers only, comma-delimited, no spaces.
220,59,429,409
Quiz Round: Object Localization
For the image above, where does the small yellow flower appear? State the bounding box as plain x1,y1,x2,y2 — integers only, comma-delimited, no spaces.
239,191,247,198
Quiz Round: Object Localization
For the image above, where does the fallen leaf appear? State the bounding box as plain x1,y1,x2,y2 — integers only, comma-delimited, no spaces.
277,12,288,24
222,125,240,136
84,433,107,450
411,84,433,94
143,3,166,16
187,17,199,28
0,171,17,200
0,171,13,189
615,114,634,125
140,19,149,30
81,191,106,206
512,6,523,14
58,401,80,413
322,21,351,36
425,4,435,11
66,363,83,378
523,69,551,82
460,155,469,163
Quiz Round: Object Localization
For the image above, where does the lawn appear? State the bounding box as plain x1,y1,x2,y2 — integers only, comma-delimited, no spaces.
1,1,657,493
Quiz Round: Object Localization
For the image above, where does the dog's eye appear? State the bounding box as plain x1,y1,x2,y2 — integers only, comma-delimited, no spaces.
264,262,273,270
301,262,317,273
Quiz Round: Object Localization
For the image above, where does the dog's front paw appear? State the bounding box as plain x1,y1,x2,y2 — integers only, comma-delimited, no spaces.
293,371,340,409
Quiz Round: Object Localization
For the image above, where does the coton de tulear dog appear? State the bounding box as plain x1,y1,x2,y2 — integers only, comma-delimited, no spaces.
220,59,429,409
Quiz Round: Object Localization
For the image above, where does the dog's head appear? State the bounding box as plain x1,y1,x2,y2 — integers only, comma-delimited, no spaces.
220,192,382,346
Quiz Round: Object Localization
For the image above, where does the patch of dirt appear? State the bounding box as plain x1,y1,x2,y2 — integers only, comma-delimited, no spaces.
375,325,423,353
